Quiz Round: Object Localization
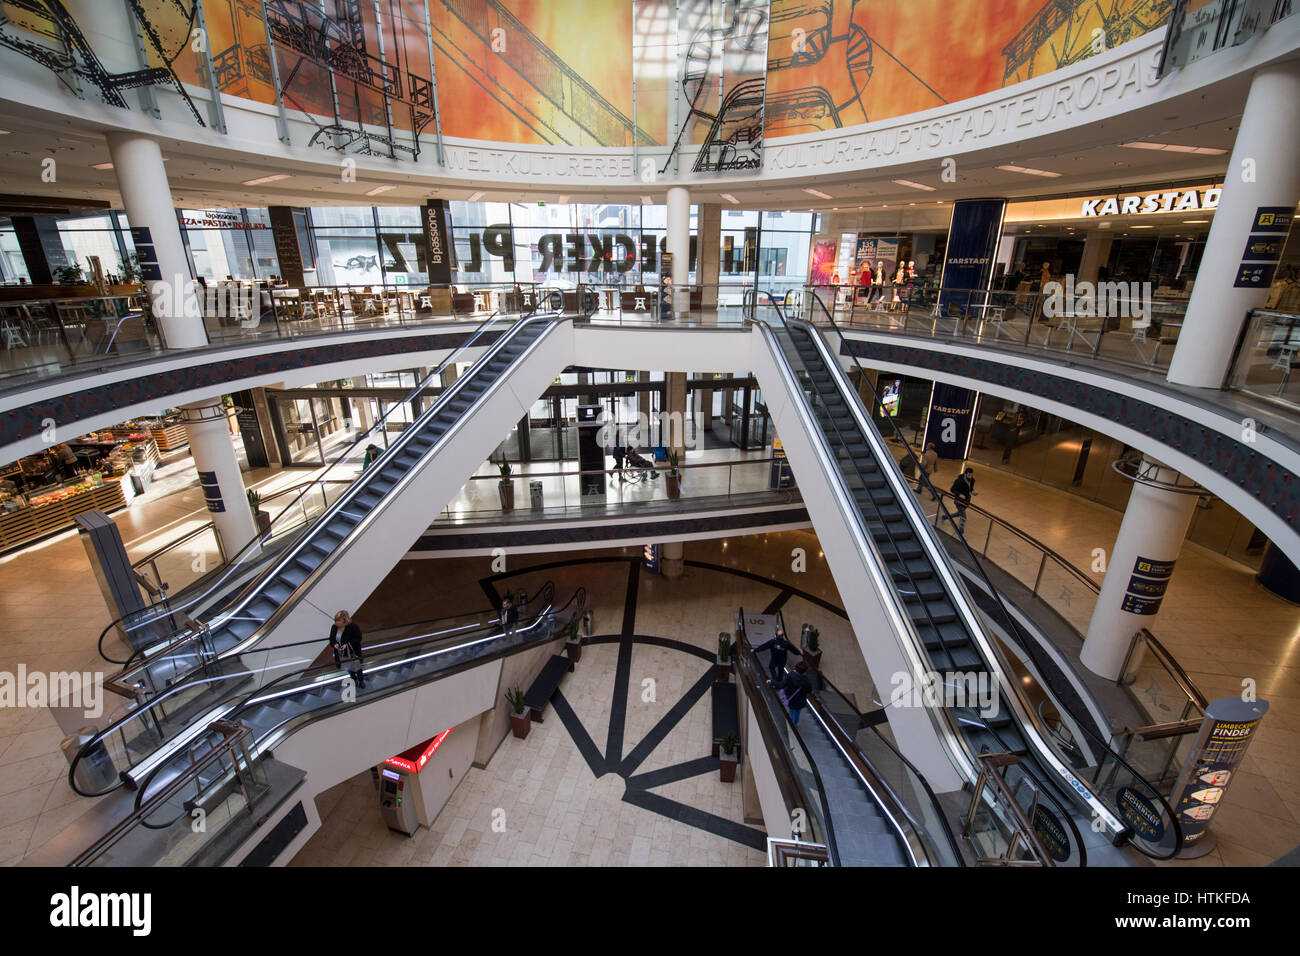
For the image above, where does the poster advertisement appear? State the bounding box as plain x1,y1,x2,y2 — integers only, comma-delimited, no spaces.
854,236,900,286
808,235,840,286
922,382,977,459
938,199,1006,315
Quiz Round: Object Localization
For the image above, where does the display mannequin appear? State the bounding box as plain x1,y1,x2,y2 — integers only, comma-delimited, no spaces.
905,260,916,300
892,264,905,302
857,261,872,303
871,260,885,304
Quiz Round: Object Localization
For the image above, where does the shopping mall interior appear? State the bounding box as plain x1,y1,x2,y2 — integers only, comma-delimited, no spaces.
0,1,1296,899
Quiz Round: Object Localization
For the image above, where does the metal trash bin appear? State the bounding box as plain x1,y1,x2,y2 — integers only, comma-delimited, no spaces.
530,480,544,511
61,726,117,793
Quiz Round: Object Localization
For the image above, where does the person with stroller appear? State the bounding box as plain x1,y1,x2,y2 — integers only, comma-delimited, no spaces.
624,446,658,481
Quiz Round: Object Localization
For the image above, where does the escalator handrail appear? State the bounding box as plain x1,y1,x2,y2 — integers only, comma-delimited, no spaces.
94,308,520,661
811,668,967,866
735,611,841,864
68,581,557,798
803,291,1183,856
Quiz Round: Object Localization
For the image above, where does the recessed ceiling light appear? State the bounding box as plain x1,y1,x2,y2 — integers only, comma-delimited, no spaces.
893,179,935,191
1123,141,1226,155
557,195,569,203
996,164,1061,178
466,191,485,202
1131,224,1154,229
803,188,831,199
0,130,9,135
720,193,739,204
1183,219,1209,224
242,173,290,185
91,162,114,170
641,195,653,205
365,184,396,196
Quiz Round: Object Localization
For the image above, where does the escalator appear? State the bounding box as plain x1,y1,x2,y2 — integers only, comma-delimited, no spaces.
73,312,566,796
758,296,1184,862
757,306,1121,864
69,586,586,866
737,609,964,867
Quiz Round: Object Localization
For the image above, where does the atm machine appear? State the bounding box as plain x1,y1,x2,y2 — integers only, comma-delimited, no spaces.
378,767,419,835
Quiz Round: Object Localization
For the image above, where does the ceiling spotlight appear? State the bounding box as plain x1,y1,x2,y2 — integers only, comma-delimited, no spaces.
241,173,290,185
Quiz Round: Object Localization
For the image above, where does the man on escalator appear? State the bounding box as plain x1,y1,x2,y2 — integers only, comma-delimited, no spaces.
754,626,801,682
767,660,813,726
949,467,977,534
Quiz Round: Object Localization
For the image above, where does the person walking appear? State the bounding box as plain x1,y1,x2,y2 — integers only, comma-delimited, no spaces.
329,610,365,690
768,660,813,726
362,443,381,470
754,626,801,682
949,466,977,534
918,442,939,500
612,439,626,483
500,594,518,634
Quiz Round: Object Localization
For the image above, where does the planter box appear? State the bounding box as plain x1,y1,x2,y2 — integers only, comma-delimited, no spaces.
565,640,582,663
499,480,515,510
509,711,531,739
802,648,822,672
719,755,738,783
666,474,681,499
715,661,731,683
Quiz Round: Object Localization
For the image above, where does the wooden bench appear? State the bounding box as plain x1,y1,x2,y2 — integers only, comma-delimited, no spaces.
523,654,573,722
711,683,739,757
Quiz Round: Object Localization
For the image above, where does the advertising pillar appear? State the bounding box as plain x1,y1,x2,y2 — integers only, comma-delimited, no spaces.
1168,62,1300,388
1168,698,1269,858
422,199,454,286
922,383,978,461
1079,458,1199,680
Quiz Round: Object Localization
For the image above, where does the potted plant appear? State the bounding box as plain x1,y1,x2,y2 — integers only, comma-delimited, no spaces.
498,462,515,510
665,451,681,499
719,732,739,783
505,686,529,739
565,615,582,663
247,489,271,535
716,632,732,683
802,626,822,673
53,263,85,285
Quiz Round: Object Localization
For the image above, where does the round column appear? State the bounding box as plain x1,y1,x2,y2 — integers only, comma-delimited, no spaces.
1167,62,1300,388
181,400,257,557
661,540,684,579
1079,458,1200,680
105,133,205,349
666,187,690,315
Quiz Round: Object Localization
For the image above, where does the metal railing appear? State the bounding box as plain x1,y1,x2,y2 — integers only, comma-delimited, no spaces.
795,283,1189,373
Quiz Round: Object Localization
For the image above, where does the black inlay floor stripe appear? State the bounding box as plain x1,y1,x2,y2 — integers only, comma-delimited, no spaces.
621,559,641,637
626,755,720,791
684,560,849,618
621,787,767,851
619,667,715,777
550,691,606,777
762,588,794,615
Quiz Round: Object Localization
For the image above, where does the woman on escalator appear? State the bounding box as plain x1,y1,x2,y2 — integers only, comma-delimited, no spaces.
330,610,366,690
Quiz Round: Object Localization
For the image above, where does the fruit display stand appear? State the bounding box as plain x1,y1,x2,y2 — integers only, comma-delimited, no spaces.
115,417,188,452
0,477,127,552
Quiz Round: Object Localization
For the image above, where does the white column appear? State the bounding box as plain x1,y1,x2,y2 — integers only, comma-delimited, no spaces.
667,186,690,315
1076,229,1113,284
661,540,684,579
1079,458,1199,680
1167,62,1300,388
105,133,205,349
182,400,257,556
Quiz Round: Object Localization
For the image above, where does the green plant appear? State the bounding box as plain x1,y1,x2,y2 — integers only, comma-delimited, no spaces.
667,450,680,476
720,732,739,757
52,263,84,285
567,616,580,642
806,628,820,653
247,489,262,512
498,462,513,479
504,686,526,714
717,633,731,663
119,253,142,284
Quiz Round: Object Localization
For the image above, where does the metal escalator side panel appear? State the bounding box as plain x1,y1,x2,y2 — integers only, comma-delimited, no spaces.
791,321,1124,839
